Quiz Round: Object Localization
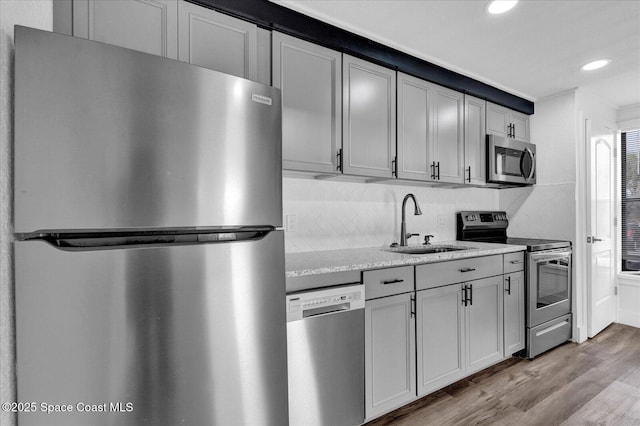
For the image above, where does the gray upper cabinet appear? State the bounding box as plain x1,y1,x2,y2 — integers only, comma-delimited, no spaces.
487,102,530,142
510,111,530,141
431,85,464,184
342,55,396,178
397,73,431,181
72,0,178,59
397,73,463,184
464,95,486,186
178,1,259,81
273,32,341,174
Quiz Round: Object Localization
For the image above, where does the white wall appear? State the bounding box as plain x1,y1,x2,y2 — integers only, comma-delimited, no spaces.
283,177,499,252
617,103,640,132
1,3,52,425
499,90,577,242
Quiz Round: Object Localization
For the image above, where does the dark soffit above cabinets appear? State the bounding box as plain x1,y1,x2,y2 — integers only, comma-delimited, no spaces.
189,0,534,115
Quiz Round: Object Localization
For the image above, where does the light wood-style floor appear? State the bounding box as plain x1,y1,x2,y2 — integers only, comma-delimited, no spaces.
367,323,640,426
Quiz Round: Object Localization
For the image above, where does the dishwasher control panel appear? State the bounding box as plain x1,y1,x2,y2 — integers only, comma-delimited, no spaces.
286,284,365,322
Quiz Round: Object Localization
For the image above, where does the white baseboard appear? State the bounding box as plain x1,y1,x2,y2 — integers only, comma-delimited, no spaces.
574,324,588,343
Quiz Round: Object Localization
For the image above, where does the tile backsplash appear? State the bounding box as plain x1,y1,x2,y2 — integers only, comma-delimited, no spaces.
283,177,499,253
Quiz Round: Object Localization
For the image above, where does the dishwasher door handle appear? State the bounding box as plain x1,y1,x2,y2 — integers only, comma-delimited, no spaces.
302,303,352,318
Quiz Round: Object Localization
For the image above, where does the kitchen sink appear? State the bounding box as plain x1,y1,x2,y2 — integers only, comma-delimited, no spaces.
385,245,472,255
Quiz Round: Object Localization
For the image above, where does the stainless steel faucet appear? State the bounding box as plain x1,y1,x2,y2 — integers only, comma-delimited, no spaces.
400,193,422,246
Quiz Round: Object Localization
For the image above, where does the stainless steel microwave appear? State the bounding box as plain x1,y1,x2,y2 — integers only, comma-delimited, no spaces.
487,135,536,185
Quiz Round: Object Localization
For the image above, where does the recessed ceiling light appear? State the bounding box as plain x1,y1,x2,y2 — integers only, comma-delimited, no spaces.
487,0,518,15
581,59,611,71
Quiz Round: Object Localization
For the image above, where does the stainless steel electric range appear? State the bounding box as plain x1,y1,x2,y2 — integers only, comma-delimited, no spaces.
457,211,572,359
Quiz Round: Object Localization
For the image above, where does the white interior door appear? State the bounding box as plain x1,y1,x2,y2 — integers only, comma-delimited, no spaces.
586,119,617,337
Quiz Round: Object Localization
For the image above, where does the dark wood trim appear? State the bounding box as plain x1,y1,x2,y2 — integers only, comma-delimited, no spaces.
188,0,534,115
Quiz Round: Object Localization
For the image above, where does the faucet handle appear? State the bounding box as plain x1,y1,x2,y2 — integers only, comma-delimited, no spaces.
406,233,419,242
423,234,434,245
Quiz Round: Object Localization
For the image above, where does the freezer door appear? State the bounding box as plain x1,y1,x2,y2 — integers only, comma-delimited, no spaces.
15,26,282,233
15,231,287,426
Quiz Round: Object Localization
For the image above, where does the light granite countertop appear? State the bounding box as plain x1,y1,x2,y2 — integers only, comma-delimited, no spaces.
285,240,527,278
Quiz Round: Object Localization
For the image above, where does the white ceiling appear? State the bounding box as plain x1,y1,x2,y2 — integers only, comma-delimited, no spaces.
270,0,640,109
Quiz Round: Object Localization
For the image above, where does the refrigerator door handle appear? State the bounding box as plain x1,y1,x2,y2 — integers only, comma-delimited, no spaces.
29,228,274,250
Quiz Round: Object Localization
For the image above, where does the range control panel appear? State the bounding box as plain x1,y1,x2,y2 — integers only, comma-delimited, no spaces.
458,211,509,230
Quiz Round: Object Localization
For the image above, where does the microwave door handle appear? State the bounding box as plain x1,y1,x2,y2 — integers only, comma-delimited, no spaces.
526,148,536,181
520,147,535,183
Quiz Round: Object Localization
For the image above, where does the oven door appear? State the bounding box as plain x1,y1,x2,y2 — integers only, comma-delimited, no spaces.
527,248,572,327
487,135,536,185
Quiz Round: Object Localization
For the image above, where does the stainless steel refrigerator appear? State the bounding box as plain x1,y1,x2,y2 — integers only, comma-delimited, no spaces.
14,26,287,426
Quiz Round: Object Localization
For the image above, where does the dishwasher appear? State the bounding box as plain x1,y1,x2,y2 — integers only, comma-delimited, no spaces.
286,284,365,426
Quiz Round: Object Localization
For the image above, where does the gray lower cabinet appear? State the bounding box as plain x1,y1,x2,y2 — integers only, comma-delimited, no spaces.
416,284,466,396
504,270,525,355
364,266,415,419
504,252,525,355
71,0,178,59
272,32,342,174
464,95,486,186
465,276,504,374
365,257,519,417
365,293,416,419
416,276,504,396
342,55,396,178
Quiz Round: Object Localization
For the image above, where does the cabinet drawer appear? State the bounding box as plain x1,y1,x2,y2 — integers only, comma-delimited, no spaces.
504,252,525,274
416,255,502,290
364,266,414,299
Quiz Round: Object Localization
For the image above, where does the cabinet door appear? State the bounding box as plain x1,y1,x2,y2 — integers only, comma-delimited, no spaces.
342,55,396,178
432,86,464,184
365,293,416,419
504,271,525,355
464,95,486,186
178,1,257,80
487,102,530,141
397,73,431,181
510,110,530,142
416,285,465,397
466,276,504,374
73,0,178,59
273,32,341,174
486,102,509,137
